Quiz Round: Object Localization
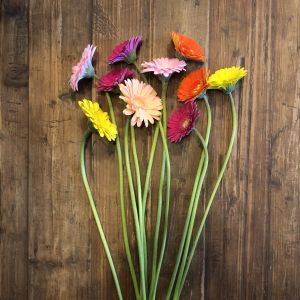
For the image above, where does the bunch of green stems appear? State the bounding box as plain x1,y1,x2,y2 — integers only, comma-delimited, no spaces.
80,67,237,299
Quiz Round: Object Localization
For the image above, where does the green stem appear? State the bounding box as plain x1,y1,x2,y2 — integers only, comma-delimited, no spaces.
105,93,140,299
80,128,123,300
165,97,212,300
175,92,237,298
134,61,148,83
149,80,168,300
124,119,147,300
173,129,209,299
149,121,171,299
130,125,148,294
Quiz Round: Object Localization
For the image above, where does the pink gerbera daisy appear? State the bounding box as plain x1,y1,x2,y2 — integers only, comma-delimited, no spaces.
119,79,162,127
70,44,96,91
96,68,134,92
141,57,186,79
108,36,143,64
167,102,200,142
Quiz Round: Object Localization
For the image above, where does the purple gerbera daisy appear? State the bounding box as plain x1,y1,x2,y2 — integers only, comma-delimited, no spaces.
167,102,200,142
108,36,143,64
96,68,135,92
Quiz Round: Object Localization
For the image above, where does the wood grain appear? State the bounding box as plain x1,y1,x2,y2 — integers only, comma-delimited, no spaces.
0,0,299,299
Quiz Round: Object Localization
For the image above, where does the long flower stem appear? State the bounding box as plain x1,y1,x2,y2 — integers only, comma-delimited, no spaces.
149,80,168,300
149,121,171,299
175,92,237,298
124,119,147,300
133,61,148,83
80,128,123,300
165,97,212,300
173,129,209,299
105,93,140,299
130,125,148,294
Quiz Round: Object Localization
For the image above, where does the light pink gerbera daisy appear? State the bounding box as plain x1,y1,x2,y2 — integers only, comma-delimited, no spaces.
141,57,186,79
167,102,200,142
119,79,163,127
70,44,96,91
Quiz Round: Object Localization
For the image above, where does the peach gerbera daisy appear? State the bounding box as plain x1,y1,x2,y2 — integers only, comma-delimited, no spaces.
119,79,162,127
171,32,205,62
177,68,209,102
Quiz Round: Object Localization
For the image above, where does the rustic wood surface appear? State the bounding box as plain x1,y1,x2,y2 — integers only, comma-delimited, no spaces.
0,0,299,299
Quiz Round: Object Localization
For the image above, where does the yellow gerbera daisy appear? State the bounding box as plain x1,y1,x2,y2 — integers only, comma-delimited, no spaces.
208,66,247,93
78,99,117,141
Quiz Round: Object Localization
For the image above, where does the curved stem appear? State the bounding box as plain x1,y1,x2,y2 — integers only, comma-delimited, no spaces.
124,119,147,300
149,80,168,299
165,97,212,300
175,92,237,298
134,61,148,83
149,121,171,299
80,128,123,300
173,129,209,299
105,93,140,299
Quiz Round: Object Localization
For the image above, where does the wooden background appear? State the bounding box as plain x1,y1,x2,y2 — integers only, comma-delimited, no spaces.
0,0,299,299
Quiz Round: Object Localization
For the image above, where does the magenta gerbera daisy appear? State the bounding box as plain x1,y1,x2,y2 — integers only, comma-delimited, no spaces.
96,68,135,92
108,36,143,64
69,44,96,91
167,102,200,142
141,57,186,79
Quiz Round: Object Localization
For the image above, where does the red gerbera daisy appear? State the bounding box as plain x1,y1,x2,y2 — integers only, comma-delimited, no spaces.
177,68,209,102
167,102,200,142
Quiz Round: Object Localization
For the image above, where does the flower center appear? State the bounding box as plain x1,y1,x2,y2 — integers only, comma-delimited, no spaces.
181,118,190,129
133,95,145,109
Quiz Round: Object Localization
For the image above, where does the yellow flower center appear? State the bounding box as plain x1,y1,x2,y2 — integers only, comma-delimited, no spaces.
182,119,190,129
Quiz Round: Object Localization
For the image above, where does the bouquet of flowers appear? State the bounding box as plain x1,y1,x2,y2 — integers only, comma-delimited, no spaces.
69,33,246,299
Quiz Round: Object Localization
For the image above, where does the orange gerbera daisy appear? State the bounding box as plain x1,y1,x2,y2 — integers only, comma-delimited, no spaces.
177,68,209,102
171,32,205,62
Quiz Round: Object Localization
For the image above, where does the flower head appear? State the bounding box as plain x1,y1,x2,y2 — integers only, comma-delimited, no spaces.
177,68,209,102
108,36,143,64
167,102,200,142
141,57,186,79
170,32,205,62
208,66,247,93
70,45,96,91
119,79,162,127
96,68,135,92
78,99,117,141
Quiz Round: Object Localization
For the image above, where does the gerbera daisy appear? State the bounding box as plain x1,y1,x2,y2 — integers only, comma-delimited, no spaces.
119,79,162,127
96,68,134,92
170,32,205,62
108,36,143,64
70,45,96,91
141,57,186,79
208,66,247,93
177,68,209,102
167,102,200,142
78,99,117,141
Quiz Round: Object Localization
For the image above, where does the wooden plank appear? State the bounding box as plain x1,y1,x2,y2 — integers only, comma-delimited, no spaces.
148,1,210,299
206,0,300,300
205,0,270,299
269,0,300,299
91,1,152,299
28,0,93,299
0,0,29,299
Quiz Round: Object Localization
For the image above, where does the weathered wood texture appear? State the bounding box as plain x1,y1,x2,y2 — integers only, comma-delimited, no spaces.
0,0,299,299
